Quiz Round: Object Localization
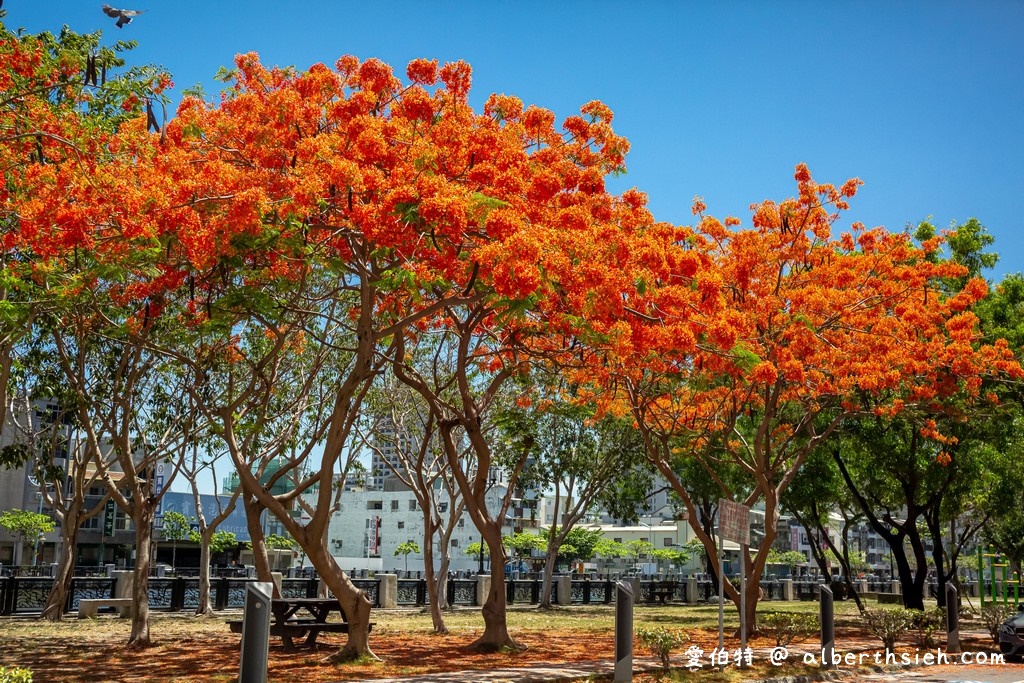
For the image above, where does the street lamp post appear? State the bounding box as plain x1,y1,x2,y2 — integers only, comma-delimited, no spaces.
32,490,44,566
29,476,46,567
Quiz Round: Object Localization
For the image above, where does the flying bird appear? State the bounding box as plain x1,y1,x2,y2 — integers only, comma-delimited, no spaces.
102,4,144,28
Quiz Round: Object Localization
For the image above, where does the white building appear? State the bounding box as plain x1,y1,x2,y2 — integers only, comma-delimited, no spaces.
312,483,518,574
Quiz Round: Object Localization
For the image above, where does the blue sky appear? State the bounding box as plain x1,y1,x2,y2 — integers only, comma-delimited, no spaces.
7,1,1024,280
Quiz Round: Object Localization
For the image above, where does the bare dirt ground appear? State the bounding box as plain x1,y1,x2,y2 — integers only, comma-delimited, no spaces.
0,607,1018,682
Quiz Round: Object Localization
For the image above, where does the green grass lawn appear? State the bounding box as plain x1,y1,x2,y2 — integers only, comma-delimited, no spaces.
368,596,874,634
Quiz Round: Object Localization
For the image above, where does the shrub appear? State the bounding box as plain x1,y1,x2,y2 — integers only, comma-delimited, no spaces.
0,667,32,683
980,604,1017,644
760,611,820,647
907,607,945,648
863,608,913,653
636,627,688,669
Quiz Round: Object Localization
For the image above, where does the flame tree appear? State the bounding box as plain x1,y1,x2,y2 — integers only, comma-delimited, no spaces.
7,48,646,658
575,166,1022,630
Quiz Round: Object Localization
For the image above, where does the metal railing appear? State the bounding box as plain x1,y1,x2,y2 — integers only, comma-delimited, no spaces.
1,573,854,615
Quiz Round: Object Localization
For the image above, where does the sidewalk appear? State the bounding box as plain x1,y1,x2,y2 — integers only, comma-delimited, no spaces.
347,657,665,683
344,632,1000,683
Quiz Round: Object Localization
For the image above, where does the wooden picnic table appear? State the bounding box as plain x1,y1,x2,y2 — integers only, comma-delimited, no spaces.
271,597,343,624
229,597,367,650
647,580,679,604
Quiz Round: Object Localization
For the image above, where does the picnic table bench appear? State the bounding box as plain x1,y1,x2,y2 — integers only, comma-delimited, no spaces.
647,580,679,604
228,597,373,650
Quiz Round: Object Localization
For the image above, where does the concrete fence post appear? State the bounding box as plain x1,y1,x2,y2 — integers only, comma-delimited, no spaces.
379,574,398,609
782,578,794,601
111,570,133,599
686,576,698,604
556,575,572,605
890,579,901,595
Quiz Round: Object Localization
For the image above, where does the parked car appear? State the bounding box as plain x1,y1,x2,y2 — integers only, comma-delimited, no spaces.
998,604,1024,660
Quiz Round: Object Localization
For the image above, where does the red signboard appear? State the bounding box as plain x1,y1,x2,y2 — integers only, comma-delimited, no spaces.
368,515,380,555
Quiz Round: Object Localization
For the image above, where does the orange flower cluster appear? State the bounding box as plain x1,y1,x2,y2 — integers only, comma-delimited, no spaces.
5,45,1019,463
569,164,1023,469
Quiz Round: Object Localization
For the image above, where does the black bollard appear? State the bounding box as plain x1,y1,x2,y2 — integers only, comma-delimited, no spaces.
239,581,274,683
614,581,634,683
820,585,834,669
946,584,961,654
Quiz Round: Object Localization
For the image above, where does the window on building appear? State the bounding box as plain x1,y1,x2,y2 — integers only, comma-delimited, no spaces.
397,521,405,529
439,502,448,513
368,501,383,510
408,500,416,511
458,518,465,528
450,539,459,548
613,537,622,544
391,500,399,511
663,538,673,547
114,510,131,531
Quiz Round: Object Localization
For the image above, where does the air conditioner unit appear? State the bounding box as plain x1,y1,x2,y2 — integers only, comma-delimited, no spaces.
331,539,342,549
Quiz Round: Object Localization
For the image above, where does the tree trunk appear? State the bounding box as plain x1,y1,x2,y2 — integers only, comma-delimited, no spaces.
699,501,717,592
925,509,947,608
41,503,84,622
243,495,274,592
421,511,448,634
904,523,929,611
127,507,154,648
41,522,78,621
888,538,925,611
742,565,761,635
468,529,521,652
304,543,376,662
539,547,558,609
819,518,866,613
195,529,214,616
832,450,928,610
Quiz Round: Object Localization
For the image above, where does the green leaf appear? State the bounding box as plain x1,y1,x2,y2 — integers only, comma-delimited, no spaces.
729,344,762,372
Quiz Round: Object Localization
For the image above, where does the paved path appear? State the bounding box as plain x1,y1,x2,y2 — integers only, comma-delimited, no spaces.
341,631,1022,683
861,665,1024,683
349,657,664,683
352,659,1024,683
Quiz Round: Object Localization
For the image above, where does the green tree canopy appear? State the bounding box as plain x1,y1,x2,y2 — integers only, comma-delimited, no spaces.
161,511,193,543
0,509,55,560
